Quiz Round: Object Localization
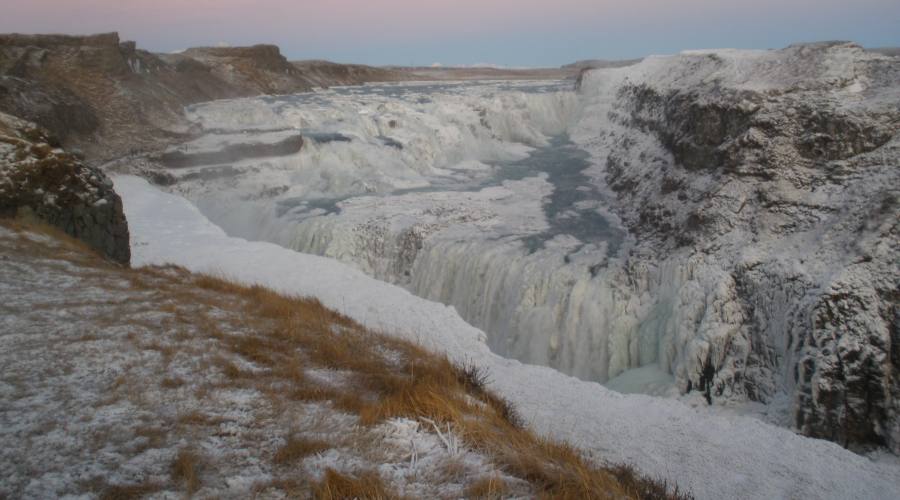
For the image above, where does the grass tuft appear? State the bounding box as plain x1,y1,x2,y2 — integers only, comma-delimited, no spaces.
160,377,185,389
465,475,510,499
177,411,225,427
170,448,201,494
313,469,398,500
98,482,161,500
273,436,331,464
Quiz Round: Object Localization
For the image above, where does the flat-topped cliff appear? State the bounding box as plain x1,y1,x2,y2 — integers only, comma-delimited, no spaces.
0,33,411,160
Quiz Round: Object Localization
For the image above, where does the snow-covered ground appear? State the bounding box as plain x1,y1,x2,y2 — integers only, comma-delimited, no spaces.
115,175,900,499
0,224,530,499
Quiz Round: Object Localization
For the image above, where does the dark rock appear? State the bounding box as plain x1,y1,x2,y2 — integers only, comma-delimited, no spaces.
0,76,100,142
378,136,403,149
0,113,130,264
155,134,303,168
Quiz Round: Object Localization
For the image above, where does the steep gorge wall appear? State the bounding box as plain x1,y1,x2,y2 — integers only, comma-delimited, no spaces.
574,42,900,450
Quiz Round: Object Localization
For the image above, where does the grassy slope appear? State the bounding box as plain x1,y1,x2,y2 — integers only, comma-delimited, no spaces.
0,219,687,499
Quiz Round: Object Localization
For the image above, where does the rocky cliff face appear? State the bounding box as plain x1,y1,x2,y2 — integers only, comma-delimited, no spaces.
0,33,225,158
180,45,314,95
0,33,409,161
575,42,899,450
0,112,129,263
291,60,408,87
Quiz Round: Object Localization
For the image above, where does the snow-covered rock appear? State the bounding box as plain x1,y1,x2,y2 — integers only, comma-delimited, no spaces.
0,112,130,263
573,41,900,450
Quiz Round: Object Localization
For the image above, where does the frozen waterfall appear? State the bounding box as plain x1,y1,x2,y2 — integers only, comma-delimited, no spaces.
160,79,730,396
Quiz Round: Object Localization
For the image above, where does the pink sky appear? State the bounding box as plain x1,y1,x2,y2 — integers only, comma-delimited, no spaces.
3,0,898,65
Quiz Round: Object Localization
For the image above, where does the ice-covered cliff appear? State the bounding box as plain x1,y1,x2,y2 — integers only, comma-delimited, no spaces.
572,41,899,450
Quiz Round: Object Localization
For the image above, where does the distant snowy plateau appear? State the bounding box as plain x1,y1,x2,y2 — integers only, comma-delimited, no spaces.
113,42,900,498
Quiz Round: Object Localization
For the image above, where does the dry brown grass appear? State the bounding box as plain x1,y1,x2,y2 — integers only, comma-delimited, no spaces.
465,475,510,499
1,218,106,268
160,377,185,389
101,371,150,408
608,465,689,500
313,469,400,500
98,481,161,500
133,425,168,453
170,448,201,494
177,410,226,427
193,384,212,401
273,435,332,464
0,219,689,499
185,273,687,500
143,340,176,355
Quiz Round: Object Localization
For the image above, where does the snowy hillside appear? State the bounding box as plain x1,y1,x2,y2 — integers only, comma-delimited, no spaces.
114,175,900,499
0,225,527,498
9,219,668,498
